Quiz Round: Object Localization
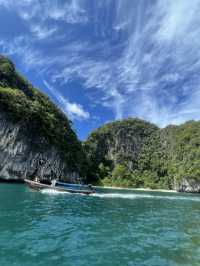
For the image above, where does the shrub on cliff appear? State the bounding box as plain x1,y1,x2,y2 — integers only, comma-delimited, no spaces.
0,55,86,174
85,118,200,189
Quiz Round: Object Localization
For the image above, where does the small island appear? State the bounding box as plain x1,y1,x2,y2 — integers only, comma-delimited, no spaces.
0,55,200,193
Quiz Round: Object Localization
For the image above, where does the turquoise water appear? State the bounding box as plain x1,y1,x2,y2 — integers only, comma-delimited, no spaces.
0,184,200,266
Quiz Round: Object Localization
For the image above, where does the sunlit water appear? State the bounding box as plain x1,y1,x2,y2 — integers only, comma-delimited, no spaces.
0,184,200,266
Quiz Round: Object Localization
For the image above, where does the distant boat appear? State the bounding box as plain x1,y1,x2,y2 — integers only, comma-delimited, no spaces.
24,179,95,195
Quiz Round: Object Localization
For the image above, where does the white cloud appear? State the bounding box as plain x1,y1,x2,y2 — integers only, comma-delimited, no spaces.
0,37,48,71
109,0,200,126
52,55,126,119
64,101,90,120
161,73,180,83
1,0,200,128
0,0,88,24
155,0,200,43
0,0,88,43
30,24,57,40
46,0,88,24
43,80,90,121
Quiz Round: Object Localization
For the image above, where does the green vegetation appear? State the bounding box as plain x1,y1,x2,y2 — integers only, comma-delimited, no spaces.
0,55,85,174
167,122,200,183
85,119,200,189
1,55,200,188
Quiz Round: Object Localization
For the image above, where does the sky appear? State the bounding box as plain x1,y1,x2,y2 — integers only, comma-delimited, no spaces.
0,0,200,139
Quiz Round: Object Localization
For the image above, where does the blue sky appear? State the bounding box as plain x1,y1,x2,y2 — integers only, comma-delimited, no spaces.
0,0,200,139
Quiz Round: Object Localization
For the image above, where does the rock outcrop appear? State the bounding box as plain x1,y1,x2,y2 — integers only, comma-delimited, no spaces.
0,55,85,182
175,178,200,193
85,119,200,192
0,113,79,182
84,118,158,170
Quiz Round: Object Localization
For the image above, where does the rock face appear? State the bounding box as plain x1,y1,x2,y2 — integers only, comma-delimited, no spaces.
0,55,85,182
85,119,200,192
175,179,200,193
0,113,79,182
85,118,158,170
84,118,159,185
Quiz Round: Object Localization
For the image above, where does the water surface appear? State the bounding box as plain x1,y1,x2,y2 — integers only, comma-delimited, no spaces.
0,184,200,266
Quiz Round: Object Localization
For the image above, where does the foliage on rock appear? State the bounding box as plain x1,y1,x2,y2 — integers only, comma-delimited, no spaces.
84,118,200,189
0,55,85,174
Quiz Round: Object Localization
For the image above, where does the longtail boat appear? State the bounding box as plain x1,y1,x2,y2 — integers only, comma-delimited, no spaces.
24,179,95,195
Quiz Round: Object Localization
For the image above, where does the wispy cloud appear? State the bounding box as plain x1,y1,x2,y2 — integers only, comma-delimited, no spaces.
0,0,88,43
43,80,90,121
46,0,88,24
30,24,57,40
0,0,88,24
0,37,48,71
1,0,200,129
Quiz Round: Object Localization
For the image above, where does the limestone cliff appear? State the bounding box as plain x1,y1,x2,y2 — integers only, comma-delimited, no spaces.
85,119,200,192
84,118,159,183
0,113,80,182
0,55,85,182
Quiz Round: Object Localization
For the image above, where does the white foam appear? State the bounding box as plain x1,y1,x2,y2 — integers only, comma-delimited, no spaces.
40,189,200,202
41,189,70,195
91,193,200,202
41,189,88,196
91,193,138,199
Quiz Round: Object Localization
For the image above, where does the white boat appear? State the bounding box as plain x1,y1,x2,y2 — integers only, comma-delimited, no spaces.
24,179,95,195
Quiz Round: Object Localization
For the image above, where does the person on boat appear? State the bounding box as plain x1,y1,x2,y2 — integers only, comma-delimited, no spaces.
34,176,40,183
51,179,57,187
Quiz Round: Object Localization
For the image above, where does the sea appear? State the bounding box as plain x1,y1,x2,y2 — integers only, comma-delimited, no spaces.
0,183,200,266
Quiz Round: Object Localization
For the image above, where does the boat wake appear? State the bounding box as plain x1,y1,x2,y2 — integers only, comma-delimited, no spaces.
41,189,71,195
91,193,200,202
40,189,200,202
41,189,89,196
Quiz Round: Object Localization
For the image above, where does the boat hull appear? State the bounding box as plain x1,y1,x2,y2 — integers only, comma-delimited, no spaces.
24,179,95,195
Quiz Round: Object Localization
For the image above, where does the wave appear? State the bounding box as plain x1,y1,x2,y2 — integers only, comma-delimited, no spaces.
41,189,71,195
41,189,88,196
40,189,200,202
91,193,200,202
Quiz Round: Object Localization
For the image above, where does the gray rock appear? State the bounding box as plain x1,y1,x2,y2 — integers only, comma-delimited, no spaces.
174,178,200,193
0,113,79,182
